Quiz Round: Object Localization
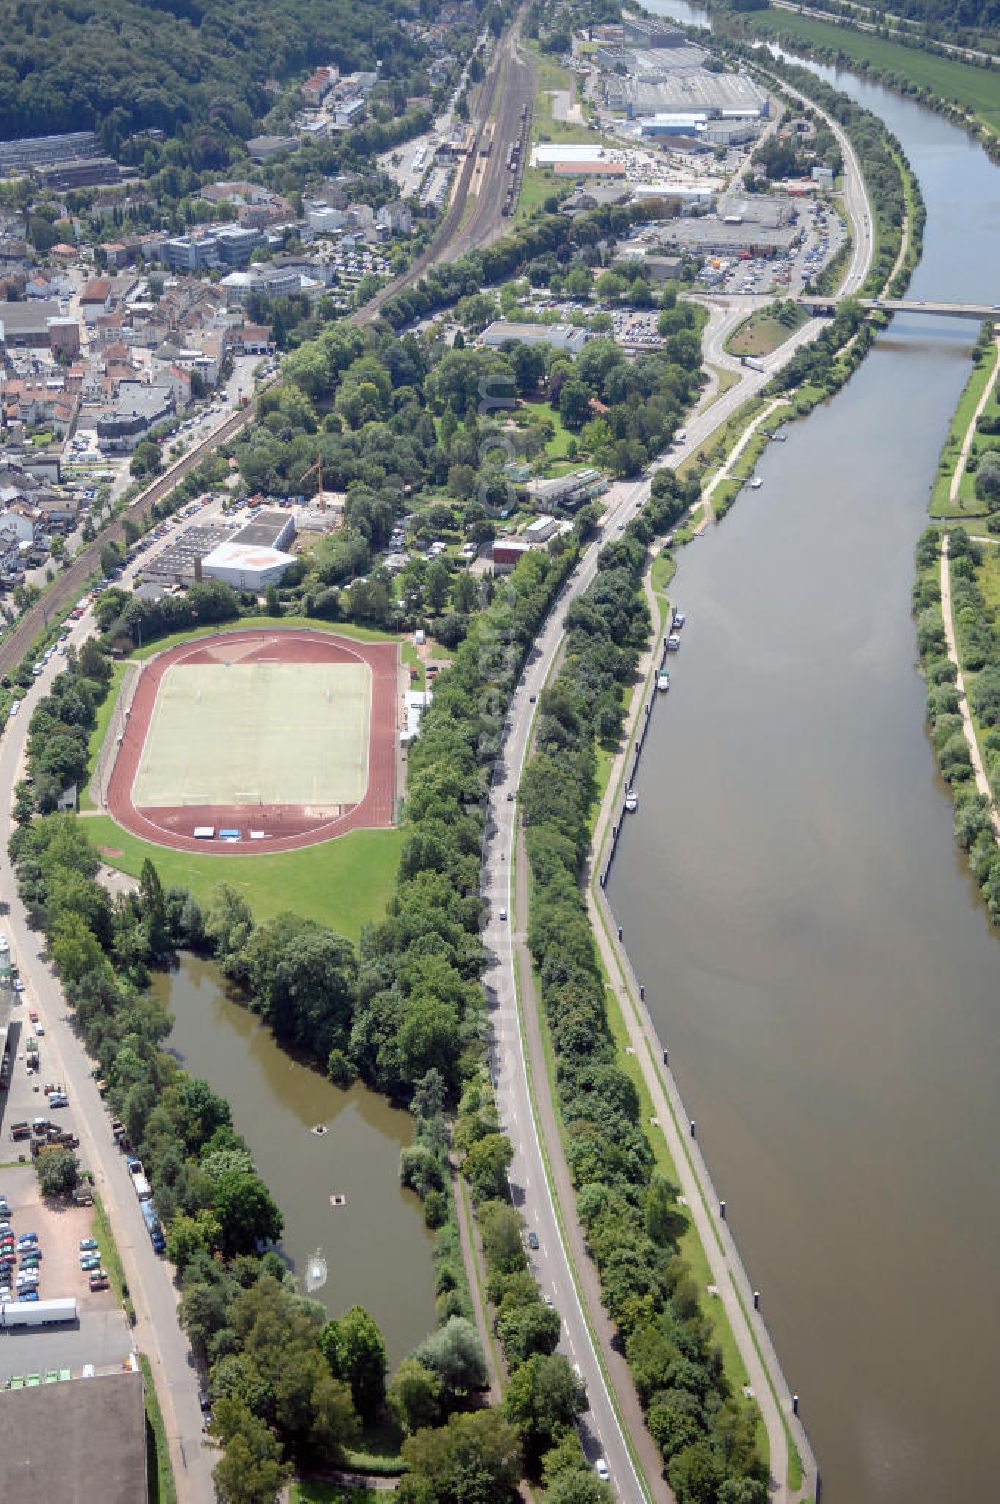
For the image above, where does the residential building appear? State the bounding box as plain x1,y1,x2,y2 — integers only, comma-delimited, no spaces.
247,135,300,162
334,98,367,129
81,278,114,323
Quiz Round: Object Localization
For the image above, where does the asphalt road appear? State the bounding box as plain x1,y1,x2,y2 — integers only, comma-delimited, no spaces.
0,623,215,1503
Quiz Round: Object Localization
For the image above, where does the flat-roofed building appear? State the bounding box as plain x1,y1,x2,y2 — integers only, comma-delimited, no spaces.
0,1367,146,1504
481,320,589,356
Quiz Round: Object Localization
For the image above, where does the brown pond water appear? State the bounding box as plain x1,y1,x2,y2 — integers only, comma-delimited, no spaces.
155,953,437,1364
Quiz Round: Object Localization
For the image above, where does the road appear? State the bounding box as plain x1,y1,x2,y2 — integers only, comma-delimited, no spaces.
0,617,215,1502
479,319,829,1498
478,76,877,1487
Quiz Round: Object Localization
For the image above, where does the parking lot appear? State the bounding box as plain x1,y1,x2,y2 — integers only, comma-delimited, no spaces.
1,983,128,1382
1,1167,115,1312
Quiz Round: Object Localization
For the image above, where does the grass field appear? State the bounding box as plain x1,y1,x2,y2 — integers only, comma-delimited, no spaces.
84,814,403,939
726,306,810,359
744,10,1000,138
133,661,370,808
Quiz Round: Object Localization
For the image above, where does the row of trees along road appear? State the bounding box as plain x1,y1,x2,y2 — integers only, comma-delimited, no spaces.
521,469,772,1504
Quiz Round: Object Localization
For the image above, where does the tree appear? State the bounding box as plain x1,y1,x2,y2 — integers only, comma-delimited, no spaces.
503,1354,585,1460
35,1146,79,1198
425,558,451,613
667,1440,724,1504
166,1210,221,1270
558,380,592,432
545,1472,613,1503
212,1400,291,1504
388,1355,443,1435
243,914,358,1057
320,1306,388,1421
139,857,169,957
400,1409,522,1503
463,1132,513,1202
213,1169,283,1254
412,1315,488,1399
974,451,1000,508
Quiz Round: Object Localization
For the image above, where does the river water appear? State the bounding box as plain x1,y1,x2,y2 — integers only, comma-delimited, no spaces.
154,955,437,1365
613,6,1000,1501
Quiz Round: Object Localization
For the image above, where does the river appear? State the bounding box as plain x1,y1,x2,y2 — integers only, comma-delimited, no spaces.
154,955,437,1365
612,6,1000,1502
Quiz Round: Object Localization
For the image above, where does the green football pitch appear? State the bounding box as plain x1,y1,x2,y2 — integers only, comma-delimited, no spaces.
132,661,371,808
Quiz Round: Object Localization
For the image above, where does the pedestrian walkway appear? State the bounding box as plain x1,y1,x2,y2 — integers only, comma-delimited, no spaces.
949,337,1000,506
940,531,1000,837
702,398,786,518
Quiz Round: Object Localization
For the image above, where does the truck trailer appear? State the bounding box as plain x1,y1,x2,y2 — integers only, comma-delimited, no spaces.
0,1297,77,1329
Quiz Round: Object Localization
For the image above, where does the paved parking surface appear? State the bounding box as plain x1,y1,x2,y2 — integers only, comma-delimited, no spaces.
0,1309,133,1383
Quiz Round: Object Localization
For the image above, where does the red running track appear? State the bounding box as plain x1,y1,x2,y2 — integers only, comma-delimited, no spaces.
105,628,398,854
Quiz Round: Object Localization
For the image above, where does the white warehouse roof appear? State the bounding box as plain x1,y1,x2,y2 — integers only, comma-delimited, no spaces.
200,541,295,589
532,144,608,166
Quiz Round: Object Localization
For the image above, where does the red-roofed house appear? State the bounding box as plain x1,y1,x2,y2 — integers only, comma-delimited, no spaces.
81,277,113,323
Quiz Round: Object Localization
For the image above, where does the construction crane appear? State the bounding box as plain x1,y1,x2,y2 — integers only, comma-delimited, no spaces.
301,455,326,511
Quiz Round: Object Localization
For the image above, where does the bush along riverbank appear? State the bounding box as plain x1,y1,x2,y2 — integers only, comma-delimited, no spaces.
912,526,1000,923
8,531,619,1502
519,470,769,1504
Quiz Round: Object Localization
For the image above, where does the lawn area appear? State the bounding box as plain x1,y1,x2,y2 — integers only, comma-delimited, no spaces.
726,306,810,359
516,398,581,465
929,339,998,518
977,544,1000,616
129,615,403,661
744,9,1000,138
82,814,403,939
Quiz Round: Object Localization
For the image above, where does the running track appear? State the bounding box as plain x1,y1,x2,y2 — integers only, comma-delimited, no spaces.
104,629,397,854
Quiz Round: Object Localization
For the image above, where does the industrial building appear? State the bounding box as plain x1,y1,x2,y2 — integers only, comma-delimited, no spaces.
0,1367,147,1504
232,509,296,552
200,540,296,591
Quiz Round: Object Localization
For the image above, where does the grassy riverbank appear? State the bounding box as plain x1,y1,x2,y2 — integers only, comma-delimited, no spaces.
726,8,1000,142
929,330,999,517
912,526,1000,922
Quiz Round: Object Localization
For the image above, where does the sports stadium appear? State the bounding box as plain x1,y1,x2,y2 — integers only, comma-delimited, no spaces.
104,629,398,853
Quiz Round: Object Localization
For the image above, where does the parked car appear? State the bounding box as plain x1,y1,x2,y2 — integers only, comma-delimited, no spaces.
80,1254,101,1272
88,1273,109,1292
79,1238,98,1252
